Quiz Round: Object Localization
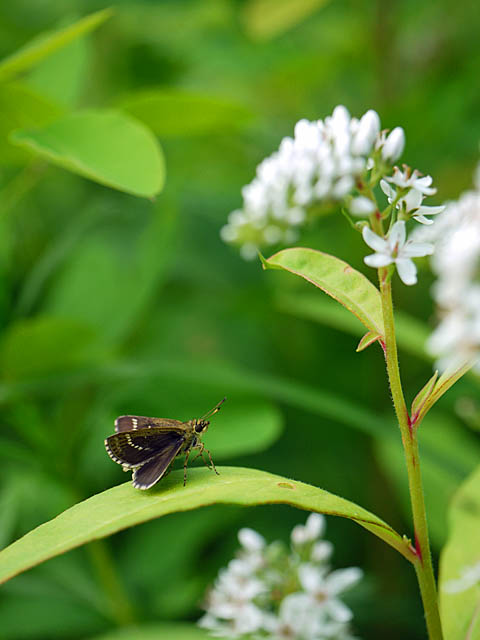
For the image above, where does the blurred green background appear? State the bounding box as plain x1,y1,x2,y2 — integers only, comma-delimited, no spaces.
0,1,479,638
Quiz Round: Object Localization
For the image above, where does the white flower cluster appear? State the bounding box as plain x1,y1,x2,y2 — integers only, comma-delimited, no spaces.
443,560,480,594
412,163,480,370
198,513,362,640
222,105,403,259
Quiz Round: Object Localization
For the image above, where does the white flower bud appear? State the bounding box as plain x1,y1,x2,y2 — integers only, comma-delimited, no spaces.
350,196,376,216
238,527,265,552
351,109,380,155
382,127,405,163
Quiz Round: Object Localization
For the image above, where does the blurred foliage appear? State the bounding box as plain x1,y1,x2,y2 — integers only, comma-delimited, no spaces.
0,1,479,639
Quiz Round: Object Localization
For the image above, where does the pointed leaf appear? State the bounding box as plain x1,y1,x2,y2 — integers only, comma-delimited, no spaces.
439,464,480,639
10,109,165,198
0,9,112,82
264,248,385,338
356,330,382,352
410,370,438,421
420,361,475,421
0,467,414,585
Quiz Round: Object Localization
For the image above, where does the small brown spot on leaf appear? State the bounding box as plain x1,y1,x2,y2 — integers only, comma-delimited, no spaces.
344,266,353,274
277,482,295,490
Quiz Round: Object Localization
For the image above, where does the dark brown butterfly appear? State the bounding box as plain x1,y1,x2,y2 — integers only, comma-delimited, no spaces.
104,398,225,490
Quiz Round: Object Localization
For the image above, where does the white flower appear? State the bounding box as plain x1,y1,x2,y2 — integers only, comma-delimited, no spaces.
362,220,434,285
263,591,347,639
222,105,400,256
411,163,480,372
380,179,444,225
291,513,326,545
238,527,266,552
311,540,334,563
350,195,376,216
386,166,437,195
295,563,363,623
381,127,405,163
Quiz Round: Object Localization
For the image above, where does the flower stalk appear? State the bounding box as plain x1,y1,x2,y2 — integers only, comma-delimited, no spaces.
379,273,444,640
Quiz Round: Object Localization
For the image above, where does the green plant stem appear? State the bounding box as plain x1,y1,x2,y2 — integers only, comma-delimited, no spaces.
379,273,443,640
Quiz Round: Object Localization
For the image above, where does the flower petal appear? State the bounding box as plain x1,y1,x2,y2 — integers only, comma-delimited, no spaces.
362,226,388,252
395,257,417,285
364,253,394,268
326,567,363,595
402,242,434,258
388,220,406,248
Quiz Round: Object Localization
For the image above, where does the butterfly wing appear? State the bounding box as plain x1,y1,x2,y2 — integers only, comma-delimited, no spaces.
132,438,185,489
115,415,184,433
105,428,185,468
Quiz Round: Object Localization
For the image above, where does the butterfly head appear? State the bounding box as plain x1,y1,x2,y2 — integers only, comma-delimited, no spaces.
194,419,210,434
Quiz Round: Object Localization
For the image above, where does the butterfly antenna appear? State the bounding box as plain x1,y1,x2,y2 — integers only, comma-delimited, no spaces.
200,397,226,421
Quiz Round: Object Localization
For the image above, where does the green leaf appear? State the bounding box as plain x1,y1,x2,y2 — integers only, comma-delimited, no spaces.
242,0,330,41
10,109,165,198
0,9,113,82
0,316,100,381
120,89,252,137
0,82,62,165
440,464,480,639
90,623,212,640
0,466,414,585
410,370,438,421
264,248,385,339
420,361,476,420
356,330,382,352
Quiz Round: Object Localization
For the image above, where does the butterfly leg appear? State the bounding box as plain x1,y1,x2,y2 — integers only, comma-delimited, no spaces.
183,448,192,486
204,447,219,475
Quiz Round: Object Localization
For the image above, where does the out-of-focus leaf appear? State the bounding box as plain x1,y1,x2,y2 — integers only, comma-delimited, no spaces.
263,248,385,339
0,466,414,586
10,109,165,198
275,292,430,360
0,9,112,82
0,82,62,165
44,203,176,347
242,0,329,41
0,316,100,380
90,622,213,640
26,24,89,107
120,89,252,137
439,464,480,639
376,413,480,547
203,398,283,457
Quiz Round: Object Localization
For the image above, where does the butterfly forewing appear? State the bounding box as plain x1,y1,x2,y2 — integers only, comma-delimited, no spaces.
105,428,185,468
132,439,185,489
115,415,185,433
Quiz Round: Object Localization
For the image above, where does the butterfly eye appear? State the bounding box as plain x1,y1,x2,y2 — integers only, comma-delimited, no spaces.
195,420,208,433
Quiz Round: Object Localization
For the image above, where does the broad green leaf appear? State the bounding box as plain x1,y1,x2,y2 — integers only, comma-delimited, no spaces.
0,316,100,380
0,9,112,82
411,370,438,421
264,248,385,339
242,0,330,40
356,330,382,352
0,82,62,165
440,464,480,639
120,89,252,137
0,466,414,585
10,109,165,198
275,292,430,360
90,623,212,640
